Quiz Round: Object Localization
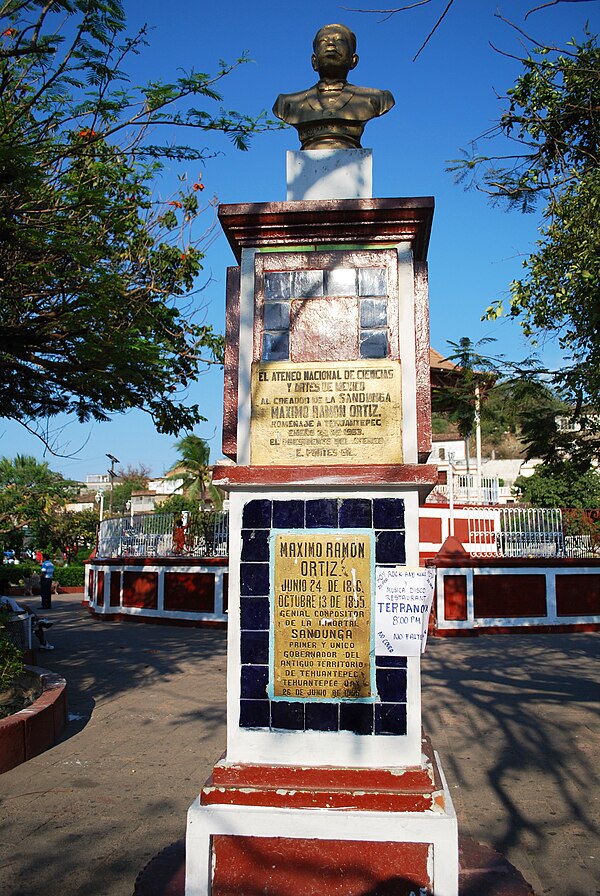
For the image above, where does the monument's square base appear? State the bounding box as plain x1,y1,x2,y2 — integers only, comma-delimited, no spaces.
185,738,458,896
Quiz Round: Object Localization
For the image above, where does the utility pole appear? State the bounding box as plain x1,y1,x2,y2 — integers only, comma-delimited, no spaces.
106,453,120,513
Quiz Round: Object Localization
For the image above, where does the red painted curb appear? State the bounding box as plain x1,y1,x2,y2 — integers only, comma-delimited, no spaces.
0,666,68,774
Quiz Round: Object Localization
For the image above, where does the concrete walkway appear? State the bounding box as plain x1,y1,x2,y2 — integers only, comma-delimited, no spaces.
0,594,598,896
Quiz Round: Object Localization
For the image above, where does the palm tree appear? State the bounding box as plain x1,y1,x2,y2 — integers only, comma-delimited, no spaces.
167,435,222,510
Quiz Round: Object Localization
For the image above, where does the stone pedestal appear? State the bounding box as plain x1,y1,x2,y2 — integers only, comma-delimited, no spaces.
286,148,373,200
185,191,459,895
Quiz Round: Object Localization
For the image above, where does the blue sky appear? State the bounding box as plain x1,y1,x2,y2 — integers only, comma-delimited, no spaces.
3,0,599,481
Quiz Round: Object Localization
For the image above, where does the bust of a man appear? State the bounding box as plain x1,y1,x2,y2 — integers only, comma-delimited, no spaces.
272,23,395,150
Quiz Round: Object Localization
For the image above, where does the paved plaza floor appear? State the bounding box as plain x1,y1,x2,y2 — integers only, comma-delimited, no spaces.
0,594,598,896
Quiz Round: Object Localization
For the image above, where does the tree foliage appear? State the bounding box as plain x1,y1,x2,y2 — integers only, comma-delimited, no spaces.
515,460,600,507
167,434,222,509
0,0,265,446
450,32,600,449
0,454,74,546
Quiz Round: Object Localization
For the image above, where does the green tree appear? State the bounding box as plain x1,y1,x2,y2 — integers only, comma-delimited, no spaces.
167,434,222,510
44,508,99,559
450,32,600,460
109,464,150,514
515,462,600,508
0,454,74,549
0,0,265,448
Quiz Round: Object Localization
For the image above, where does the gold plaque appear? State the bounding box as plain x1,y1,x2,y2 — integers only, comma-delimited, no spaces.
272,534,372,700
251,360,402,465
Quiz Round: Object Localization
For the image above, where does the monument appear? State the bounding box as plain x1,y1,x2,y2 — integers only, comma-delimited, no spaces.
185,24,459,896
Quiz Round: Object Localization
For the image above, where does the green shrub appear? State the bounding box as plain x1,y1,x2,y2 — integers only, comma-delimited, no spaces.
55,565,86,587
0,609,24,693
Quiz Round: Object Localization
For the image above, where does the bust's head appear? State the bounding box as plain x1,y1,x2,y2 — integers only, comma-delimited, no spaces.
311,24,358,81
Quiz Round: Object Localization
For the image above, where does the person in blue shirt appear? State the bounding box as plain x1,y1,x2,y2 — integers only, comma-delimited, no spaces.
40,555,55,610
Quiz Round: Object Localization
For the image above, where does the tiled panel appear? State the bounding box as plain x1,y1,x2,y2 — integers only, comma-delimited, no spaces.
358,267,387,296
239,496,408,735
164,572,215,613
109,571,121,607
264,272,291,300
122,571,158,609
443,575,468,621
556,574,600,616
473,574,547,618
96,571,105,607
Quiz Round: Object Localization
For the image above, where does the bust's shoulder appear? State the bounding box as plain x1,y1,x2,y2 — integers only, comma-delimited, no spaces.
347,84,395,114
273,86,318,121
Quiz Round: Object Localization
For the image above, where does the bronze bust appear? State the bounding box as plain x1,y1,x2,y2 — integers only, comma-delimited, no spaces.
272,24,395,150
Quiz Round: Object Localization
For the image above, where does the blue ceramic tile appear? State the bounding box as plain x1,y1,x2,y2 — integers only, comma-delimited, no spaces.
273,500,304,528
240,665,269,699
293,269,323,298
375,531,406,564
241,529,270,562
326,267,356,296
376,668,407,703
339,498,372,528
373,499,405,530
271,700,305,730
242,500,272,529
240,629,269,664
240,596,270,630
360,299,387,328
375,703,407,735
306,498,338,528
240,563,270,596
360,330,388,359
339,702,374,735
305,702,339,732
264,271,291,300
262,330,289,361
239,699,270,728
264,301,290,331
358,267,387,297
375,655,408,670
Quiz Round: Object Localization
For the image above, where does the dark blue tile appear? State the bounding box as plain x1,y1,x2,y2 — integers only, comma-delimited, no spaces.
273,500,304,528
375,655,408,670
293,269,323,298
358,267,387,297
306,499,338,528
339,702,374,735
242,500,272,529
240,563,270,596
339,498,372,528
360,330,388,359
241,529,270,562
376,668,407,703
239,699,270,729
264,301,290,330
305,702,339,732
360,298,387,328
373,499,405,529
271,700,305,730
375,703,407,735
240,629,269,664
240,665,269,699
375,531,406,564
262,330,289,361
240,596,270,630
264,271,291,300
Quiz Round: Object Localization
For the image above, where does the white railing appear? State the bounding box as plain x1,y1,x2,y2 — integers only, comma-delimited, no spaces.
463,506,597,559
97,511,229,559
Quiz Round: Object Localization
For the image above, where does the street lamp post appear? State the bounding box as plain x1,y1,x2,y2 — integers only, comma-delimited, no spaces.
95,491,105,522
106,453,120,513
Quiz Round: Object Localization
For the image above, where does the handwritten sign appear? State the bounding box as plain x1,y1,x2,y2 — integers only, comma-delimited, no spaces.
375,567,435,656
251,360,402,465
